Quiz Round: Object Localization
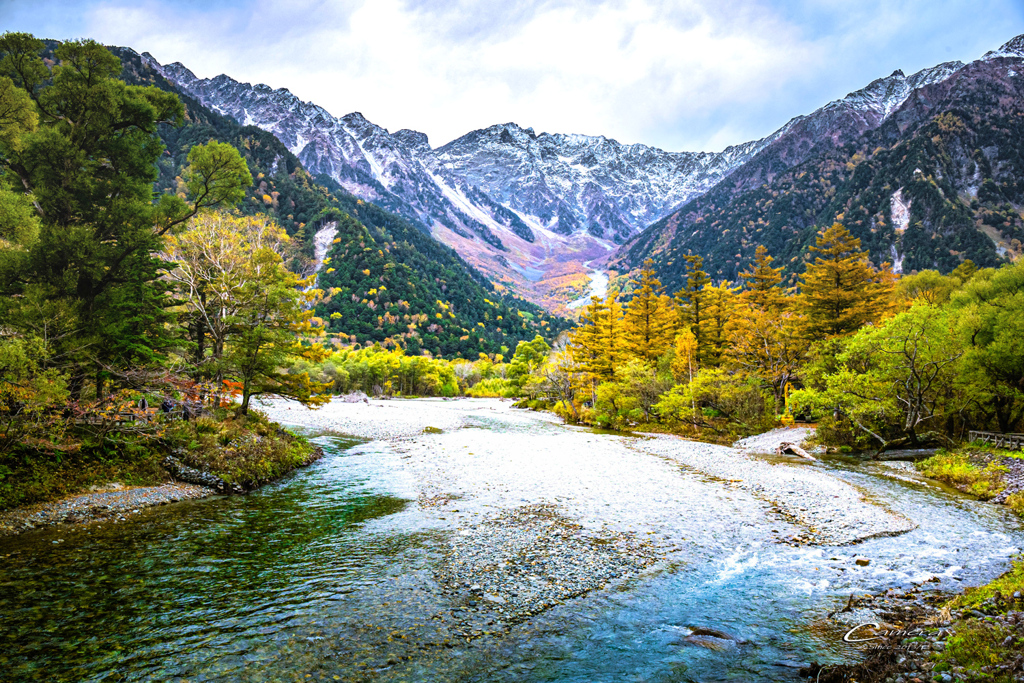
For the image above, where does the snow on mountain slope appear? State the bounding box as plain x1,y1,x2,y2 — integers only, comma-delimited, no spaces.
425,123,787,243
139,35,972,308
139,52,770,309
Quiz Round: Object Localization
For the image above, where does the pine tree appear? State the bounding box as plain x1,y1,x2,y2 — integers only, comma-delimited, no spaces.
573,296,609,403
573,293,625,384
700,282,738,367
798,223,891,338
622,260,674,363
0,34,251,396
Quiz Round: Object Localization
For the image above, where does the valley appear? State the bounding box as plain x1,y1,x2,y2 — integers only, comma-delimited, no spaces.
126,34,1024,310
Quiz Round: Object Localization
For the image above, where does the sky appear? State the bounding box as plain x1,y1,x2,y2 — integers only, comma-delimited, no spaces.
3,0,1024,152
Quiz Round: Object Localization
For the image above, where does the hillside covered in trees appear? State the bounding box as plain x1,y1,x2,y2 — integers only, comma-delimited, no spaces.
613,52,1024,291
512,224,1024,460
108,45,567,357
0,34,565,509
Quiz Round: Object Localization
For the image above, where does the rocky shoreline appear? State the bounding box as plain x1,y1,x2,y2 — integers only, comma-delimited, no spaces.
0,443,325,538
430,502,663,639
802,579,1024,682
0,482,218,537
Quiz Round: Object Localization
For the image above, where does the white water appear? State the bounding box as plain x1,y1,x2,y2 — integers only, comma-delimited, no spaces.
566,268,610,309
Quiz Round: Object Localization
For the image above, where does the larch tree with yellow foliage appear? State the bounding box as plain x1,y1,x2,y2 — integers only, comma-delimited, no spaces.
573,293,625,403
726,245,808,408
699,282,738,368
622,260,674,363
797,223,892,339
673,254,712,363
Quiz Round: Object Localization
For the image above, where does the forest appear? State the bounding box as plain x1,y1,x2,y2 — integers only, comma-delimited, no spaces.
495,224,1024,460
2,31,1023,517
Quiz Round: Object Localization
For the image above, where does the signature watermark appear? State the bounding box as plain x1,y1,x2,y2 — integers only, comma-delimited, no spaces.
843,623,933,651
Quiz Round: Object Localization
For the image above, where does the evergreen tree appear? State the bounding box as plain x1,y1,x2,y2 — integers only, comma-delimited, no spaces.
797,223,891,339
573,292,626,403
0,33,250,395
622,260,674,363
700,282,738,367
739,245,784,311
673,254,711,361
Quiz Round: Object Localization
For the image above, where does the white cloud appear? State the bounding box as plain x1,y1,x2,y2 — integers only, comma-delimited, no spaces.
7,0,1022,151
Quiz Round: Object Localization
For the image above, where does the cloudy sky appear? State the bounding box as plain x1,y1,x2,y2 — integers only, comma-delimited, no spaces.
3,0,1023,151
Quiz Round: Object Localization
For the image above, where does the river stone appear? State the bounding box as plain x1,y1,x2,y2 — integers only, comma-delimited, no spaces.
483,593,506,604
855,558,871,566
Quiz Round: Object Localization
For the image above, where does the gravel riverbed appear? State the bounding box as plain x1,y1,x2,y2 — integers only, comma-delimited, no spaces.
0,483,217,537
258,397,919,628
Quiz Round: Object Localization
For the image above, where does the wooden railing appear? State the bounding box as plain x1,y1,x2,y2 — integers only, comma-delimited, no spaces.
968,431,1024,450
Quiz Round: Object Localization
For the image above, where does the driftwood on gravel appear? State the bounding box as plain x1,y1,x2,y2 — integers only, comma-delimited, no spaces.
777,442,816,460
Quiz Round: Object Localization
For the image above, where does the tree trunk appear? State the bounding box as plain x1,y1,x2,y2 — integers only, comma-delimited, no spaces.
238,382,251,416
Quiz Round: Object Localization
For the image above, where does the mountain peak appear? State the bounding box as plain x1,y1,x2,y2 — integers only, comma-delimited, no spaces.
393,129,431,154
984,33,1024,60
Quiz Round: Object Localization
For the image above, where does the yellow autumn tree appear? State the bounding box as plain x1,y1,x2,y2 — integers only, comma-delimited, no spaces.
797,223,892,338
739,245,784,311
163,211,331,413
572,292,626,403
699,282,738,367
622,260,674,363
673,254,712,362
726,245,808,408
670,327,699,384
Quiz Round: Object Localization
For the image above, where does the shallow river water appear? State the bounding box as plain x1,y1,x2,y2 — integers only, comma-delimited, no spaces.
1,400,1022,683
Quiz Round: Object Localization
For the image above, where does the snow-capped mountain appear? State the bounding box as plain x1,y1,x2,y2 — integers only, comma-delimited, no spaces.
425,123,787,243
815,61,965,129
140,51,791,306
137,32,1002,307
613,34,1024,290
147,54,776,246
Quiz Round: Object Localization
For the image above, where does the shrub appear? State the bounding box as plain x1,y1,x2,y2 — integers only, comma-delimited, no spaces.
1007,492,1024,518
167,410,319,489
916,450,1007,499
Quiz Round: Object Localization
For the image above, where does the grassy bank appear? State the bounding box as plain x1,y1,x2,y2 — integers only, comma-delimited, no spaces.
0,408,318,512
916,446,1024,518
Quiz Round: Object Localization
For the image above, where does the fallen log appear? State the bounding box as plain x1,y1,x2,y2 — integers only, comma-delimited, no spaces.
777,441,816,461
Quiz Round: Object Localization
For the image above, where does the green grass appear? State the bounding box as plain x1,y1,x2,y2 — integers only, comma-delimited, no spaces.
0,438,167,511
168,410,318,489
0,409,318,511
948,558,1024,611
928,558,1024,681
934,622,1020,681
916,449,1008,499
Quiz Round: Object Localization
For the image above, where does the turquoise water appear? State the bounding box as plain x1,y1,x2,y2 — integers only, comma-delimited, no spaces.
1,421,1022,682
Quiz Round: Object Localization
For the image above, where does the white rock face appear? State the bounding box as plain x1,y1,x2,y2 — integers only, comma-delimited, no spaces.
312,221,338,272
891,188,912,233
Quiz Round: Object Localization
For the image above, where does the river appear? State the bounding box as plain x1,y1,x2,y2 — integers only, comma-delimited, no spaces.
1,399,1021,682
566,269,609,310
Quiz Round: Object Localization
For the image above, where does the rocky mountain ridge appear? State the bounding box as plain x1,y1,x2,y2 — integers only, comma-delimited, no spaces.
138,52,795,307
136,33,1020,306
612,34,1024,291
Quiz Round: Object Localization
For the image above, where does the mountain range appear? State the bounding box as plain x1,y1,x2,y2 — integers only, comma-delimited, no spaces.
613,35,1024,291
131,33,1024,306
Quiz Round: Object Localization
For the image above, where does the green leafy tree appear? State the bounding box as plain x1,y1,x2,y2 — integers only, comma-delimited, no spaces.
0,33,250,396
507,335,550,397
791,305,966,452
949,261,1024,433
